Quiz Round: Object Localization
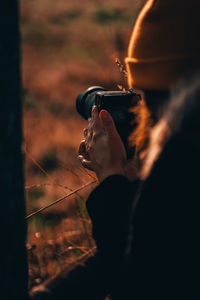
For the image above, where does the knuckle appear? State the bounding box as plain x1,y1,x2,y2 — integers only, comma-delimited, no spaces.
93,131,102,141
80,139,86,147
92,133,98,140
85,131,92,142
83,129,88,137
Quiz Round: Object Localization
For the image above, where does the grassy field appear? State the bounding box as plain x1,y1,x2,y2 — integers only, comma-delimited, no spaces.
20,0,144,289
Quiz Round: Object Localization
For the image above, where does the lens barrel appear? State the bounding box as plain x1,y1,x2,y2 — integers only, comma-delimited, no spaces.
76,86,107,119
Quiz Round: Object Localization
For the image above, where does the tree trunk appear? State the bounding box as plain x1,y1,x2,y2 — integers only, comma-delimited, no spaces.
0,0,28,298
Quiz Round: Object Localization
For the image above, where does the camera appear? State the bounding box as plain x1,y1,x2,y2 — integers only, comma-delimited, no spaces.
76,86,141,158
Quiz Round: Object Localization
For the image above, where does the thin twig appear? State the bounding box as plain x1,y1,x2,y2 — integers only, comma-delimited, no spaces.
24,147,69,194
115,58,128,78
26,180,96,220
63,239,88,254
77,165,98,182
25,183,72,191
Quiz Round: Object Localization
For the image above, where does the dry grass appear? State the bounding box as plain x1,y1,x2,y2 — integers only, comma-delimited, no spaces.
20,0,143,290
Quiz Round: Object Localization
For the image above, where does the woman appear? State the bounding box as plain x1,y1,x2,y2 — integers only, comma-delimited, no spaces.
30,0,200,298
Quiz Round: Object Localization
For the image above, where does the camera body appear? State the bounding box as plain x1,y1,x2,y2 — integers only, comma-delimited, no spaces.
76,86,141,158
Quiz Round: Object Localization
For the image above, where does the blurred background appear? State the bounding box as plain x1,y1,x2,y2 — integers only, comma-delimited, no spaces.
20,0,144,288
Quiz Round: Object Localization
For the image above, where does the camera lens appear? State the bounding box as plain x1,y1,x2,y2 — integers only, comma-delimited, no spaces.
76,86,107,119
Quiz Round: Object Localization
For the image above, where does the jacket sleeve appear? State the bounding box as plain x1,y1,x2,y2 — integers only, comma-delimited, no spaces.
86,175,138,263
29,175,139,300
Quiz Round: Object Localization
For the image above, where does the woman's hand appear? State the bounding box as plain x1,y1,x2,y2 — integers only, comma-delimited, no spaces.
78,106,138,182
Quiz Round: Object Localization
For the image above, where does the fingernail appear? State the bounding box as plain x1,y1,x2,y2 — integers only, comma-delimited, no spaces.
100,110,109,120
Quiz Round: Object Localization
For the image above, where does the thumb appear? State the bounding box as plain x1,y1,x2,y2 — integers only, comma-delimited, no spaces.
100,110,118,137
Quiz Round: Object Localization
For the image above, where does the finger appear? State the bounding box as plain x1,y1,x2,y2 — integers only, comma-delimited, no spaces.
83,128,88,138
77,155,94,171
78,142,90,161
87,118,93,142
83,128,91,150
78,140,87,156
91,105,103,134
88,118,92,132
99,110,118,137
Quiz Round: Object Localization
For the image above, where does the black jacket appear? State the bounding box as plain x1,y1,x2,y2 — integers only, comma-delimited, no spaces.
30,80,200,299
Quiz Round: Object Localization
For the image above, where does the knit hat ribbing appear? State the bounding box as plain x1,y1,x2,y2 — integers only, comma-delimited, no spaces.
125,0,200,90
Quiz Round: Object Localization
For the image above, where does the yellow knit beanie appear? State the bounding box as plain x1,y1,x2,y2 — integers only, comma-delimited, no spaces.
125,0,200,91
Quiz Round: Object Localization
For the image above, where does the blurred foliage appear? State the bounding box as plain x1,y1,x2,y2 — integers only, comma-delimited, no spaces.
50,9,82,25
47,102,64,116
91,7,129,25
21,0,141,288
28,212,64,230
22,23,67,49
28,188,44,202
40,149,59,172
23,90,38,110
